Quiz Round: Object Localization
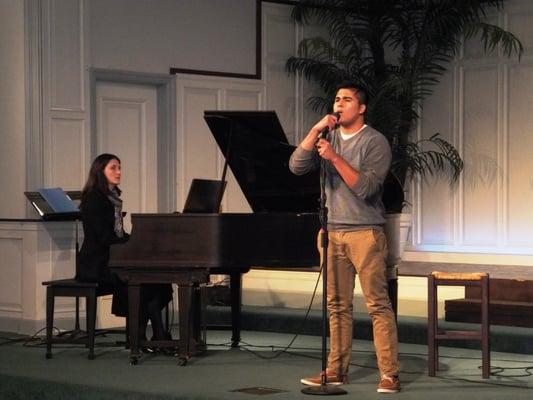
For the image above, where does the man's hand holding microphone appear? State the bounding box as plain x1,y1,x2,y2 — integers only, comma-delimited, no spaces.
315,112,340,162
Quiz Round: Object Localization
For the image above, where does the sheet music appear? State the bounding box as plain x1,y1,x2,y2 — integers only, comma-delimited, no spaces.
37,188,79,213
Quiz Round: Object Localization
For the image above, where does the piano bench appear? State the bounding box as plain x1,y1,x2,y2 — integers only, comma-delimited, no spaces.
42,278,128,360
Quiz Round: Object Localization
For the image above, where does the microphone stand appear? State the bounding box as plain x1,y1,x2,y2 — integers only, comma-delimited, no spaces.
302,134,347,396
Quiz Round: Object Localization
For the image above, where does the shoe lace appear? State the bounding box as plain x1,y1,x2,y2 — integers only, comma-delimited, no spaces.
381,375,397,383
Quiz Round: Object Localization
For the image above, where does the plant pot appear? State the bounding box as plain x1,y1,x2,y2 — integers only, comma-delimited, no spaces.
384,213,412,280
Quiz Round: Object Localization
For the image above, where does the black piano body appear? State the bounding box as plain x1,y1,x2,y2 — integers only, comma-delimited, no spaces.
110,212,320,269
109,211,319,364
109,111,322,364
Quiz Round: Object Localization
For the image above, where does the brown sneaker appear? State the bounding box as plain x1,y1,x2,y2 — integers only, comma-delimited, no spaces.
377,375,400,393
300,371,347,386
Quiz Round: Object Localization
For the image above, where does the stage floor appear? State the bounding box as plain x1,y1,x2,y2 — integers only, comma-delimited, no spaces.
0,329,532,400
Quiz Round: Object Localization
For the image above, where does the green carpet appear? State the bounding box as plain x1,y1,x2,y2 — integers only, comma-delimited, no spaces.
204,305,533,354
0,329,532,400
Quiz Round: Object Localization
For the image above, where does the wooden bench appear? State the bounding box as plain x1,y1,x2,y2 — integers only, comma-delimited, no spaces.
252,261,533,327
399,261,533,327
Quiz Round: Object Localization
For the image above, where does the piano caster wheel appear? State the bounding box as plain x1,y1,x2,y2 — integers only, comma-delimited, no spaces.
177,356,187,366
45,352,52,359
129,356,139,365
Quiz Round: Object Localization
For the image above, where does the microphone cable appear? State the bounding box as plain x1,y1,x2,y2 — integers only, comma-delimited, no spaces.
229,266,323,359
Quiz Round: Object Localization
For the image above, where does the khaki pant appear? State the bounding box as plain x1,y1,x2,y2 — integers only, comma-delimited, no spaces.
318,229,399,377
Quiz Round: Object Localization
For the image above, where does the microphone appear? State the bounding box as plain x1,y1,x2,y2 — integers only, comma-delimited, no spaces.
318,112,340,140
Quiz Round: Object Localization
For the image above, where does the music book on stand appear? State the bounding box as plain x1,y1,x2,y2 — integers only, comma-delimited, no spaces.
25,188,81,221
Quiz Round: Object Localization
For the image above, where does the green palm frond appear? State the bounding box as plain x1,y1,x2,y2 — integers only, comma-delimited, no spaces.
465,22,524,58
287,0,522,212
392,134,464,185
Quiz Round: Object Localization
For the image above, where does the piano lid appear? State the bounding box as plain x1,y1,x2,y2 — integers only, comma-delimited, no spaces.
204,110,319,213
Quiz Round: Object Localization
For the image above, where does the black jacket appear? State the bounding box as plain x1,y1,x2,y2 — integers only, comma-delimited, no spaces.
77,189,172,318
78,189,129,281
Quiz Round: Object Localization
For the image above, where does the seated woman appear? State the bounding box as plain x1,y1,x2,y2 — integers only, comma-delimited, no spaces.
77,153,172,343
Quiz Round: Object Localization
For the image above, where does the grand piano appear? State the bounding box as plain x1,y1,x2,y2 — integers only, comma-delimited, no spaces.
108,111,321,365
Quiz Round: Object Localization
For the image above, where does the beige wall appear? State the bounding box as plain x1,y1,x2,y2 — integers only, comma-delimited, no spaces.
89,0,257,76
0,0,26,218
411,0,533,259
1,1,533,333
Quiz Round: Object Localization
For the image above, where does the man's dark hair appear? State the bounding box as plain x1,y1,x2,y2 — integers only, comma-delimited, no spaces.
335,81,369,106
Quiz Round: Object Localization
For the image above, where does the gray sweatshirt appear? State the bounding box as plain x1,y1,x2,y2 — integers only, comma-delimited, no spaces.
289,125,391,231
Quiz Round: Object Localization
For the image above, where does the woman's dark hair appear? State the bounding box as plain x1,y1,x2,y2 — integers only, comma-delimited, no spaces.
81,153,121,200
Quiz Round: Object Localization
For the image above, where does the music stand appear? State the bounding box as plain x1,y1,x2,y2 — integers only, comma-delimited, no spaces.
182,179,227,213
25,189,81,221
25,189,85,338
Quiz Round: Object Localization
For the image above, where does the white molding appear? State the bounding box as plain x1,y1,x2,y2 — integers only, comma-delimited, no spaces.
404,249,533,264
498,60,507,247
455,60,463,247
24,0,45,200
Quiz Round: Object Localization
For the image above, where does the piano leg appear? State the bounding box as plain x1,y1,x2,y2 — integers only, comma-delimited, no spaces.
230,272,242,347
191,283,205,349
127,283,141,365
177,283,192,365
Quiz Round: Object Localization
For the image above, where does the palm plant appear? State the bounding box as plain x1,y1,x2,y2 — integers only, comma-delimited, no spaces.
287,0,523,212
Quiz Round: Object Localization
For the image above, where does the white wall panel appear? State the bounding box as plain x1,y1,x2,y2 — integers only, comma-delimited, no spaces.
507,7,533,56
265,64,297,142
463,14,499,60
176,76,264,212
181,87,220,206
49,236,76,281
462,66,499,245
418,72,456,245
48,0,84,111
49,118,84,189
34,222,78,318
0,221,79,333
507,62,533,246
96,82,159,222
265,11,295,57
263,6,297,144
411,0,533,255
226,90,261,110
27,0,89,209
0,238,23,312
